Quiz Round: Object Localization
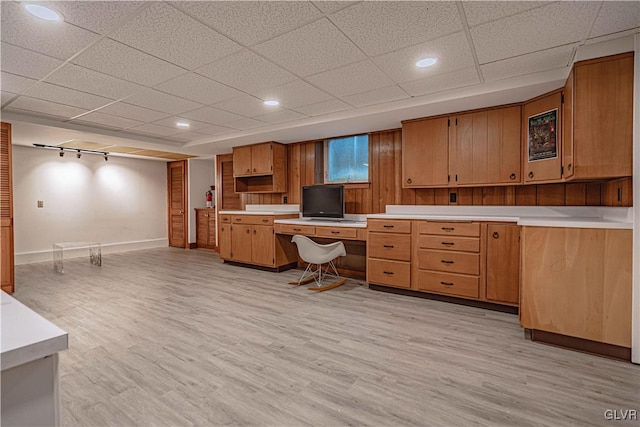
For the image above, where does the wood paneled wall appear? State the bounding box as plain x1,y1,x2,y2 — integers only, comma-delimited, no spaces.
235,129,632,212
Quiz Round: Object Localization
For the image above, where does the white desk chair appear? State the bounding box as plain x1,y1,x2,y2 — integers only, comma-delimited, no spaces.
289,235,347,292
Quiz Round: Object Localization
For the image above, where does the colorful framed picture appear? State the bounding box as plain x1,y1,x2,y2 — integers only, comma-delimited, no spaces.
527,109,558,162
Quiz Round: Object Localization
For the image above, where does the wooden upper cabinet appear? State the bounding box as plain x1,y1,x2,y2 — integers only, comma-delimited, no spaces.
402,117,449,188
565,52,634,180
449,106,521,186
233,145,252,177
250,143,273,175
522,90,563,184
562,68,575,180
232,142,287,193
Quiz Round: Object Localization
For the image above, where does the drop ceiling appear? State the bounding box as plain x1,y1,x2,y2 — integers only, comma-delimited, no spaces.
1,1,638,157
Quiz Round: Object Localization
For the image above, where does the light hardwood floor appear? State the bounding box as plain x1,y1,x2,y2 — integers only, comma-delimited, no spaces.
14,248,640,426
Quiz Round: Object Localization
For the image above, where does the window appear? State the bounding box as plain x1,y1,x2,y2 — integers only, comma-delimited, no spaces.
324,134,369,183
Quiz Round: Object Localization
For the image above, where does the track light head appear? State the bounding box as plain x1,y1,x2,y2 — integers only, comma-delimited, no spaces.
76,150,81,159
59,150,64,157
104,154,108,162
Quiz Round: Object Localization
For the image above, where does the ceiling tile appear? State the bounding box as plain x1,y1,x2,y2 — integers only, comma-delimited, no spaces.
224,117,268,131
312,1,358,14
293,99,351,116
151,117,220,132
254,109,308,124
254,18,366,76
109,2,241,70
72,39,185,86
471,2,601,64
154,73,242,106
196,50,297,93
374,32,475,84
1,91,17,106
128,123,180,137
189,125,236,137
254,80,333,108
330,2,462,56
24,82,114,110
157,131,209,142
590,1,640,39
122,89,203,115
180,106,245,126
481,45,575,82
5,96,88,119
399,67,480,97
45,64,145,100
462,1,548,28
1,1,101,60
38,1,146,34
212,94,283,117
307,60,394,97
172,1,323,46
1,43,64,80
342,85,410,107
69,112,143,130
97,102,170,123
1,72,37,94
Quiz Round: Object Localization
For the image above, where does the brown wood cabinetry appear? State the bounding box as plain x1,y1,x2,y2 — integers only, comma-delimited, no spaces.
486,224,520,305
562,53,633,181
402,117,449,188
233,142,287,193
219,213,298,269
367,219,412,289
195,209,216,249
1,122,14,294
520,226,631,348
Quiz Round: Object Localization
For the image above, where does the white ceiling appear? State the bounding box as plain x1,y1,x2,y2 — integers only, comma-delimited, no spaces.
1,1,638,156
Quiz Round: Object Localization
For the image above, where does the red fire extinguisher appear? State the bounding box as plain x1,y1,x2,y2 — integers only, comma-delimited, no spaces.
205,185,215,208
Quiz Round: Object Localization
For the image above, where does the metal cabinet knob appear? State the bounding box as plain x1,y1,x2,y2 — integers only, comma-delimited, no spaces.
528,171,534,179
492,231,499,239
406,178,412,184
510,173,516,180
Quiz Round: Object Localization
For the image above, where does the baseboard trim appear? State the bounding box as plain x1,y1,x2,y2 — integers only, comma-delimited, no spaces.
15,238,169,265
530,329,631,361
223,260,297,273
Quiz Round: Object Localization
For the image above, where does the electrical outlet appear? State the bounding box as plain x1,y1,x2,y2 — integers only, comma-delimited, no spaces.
37,200,44,208
449,192,457,203
283,196,288,204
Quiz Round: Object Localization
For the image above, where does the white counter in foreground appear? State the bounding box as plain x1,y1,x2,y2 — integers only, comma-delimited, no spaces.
1,291,68,427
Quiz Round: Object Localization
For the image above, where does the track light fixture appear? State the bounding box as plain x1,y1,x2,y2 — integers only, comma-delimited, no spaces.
33,144,111,161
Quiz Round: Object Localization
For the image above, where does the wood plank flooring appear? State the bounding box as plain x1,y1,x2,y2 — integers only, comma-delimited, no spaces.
13,248,640,426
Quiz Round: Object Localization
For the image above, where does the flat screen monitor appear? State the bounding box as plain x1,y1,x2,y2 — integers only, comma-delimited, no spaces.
302,185,344,219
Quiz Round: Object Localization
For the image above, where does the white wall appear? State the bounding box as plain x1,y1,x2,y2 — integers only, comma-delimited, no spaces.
187,158,215,244
13,145,168,264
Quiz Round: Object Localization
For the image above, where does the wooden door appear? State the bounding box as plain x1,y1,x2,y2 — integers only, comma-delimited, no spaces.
251,143,272,175
1,122,14,293
231,224,252,263
251,225,274,266
562,69,574,179
232,146,252,176
167,160,187,248
487,106,521,184
486,224,520,305
219,222,231,259
522,90,562,183
402,117,449,187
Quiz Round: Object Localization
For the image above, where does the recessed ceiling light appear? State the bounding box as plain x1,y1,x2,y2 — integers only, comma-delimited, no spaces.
263,100,279,106
25,4,61,21
176,122,190,128
416,57,437,68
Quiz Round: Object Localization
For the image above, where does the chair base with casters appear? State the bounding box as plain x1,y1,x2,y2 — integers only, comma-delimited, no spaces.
289,235,348,292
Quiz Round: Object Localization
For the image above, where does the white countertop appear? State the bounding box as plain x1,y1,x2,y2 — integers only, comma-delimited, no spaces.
219,203,300,216
219,210,299,216
1,292,68,371
274,218,368,228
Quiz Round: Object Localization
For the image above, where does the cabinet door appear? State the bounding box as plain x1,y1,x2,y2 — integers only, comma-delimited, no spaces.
251,225,274,266
487,106,521,184
486,224,520,305
219,222,232,259
196,211,209,247
207,216,216,247
562,69,574,179
233,145,252,176
0,122,13,293
231,224,252,263
251,143,273,175
402,117,449,187
450,112,487,185
522,91,562,183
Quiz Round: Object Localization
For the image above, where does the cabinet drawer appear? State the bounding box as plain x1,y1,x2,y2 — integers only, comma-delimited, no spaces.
419,221,480,237
219,215,231,223
418,235,480,253
232,215,273,225
368,233,411,261
416,271,479,298
274,224,316,235
316,227,357,239
368,259,410,288
418,249,479,275
368,219,411,234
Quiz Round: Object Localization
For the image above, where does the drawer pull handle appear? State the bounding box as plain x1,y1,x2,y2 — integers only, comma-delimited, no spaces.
383,225,394,229
441,260,454,264
383,271,394,275
236,218,242,221
440,281,454,286
253,230,256,234
331,231,340,234
383,245,394,249
441,227,455,231
293,228,301,231
492,231,499,239
441,242,454,246
246,229,250,234
262,219,269,223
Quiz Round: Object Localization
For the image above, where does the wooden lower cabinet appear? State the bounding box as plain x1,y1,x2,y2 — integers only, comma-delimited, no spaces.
520,226,631,348
367,220,412,289
219,214,298,268
486,224,520,305
195,209,216,249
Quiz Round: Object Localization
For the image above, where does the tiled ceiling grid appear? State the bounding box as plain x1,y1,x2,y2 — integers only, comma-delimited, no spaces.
1,1,638,147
